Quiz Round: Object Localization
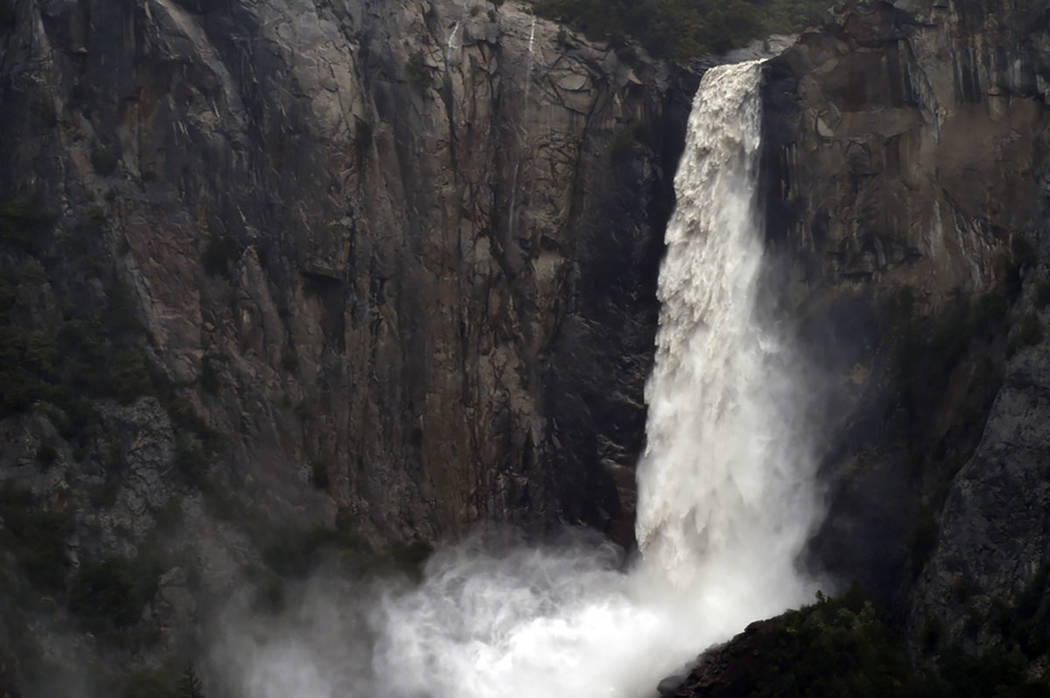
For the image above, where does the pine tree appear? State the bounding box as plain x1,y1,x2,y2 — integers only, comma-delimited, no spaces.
176,664,205,698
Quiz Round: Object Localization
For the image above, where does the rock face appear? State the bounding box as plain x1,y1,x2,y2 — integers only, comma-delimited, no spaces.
0,0,696,544
6,0,1050,688
761,0,1050,659
0,0,698,684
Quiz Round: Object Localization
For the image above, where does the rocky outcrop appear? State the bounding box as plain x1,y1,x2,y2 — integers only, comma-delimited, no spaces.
761,0,1050,661
913,337,1050,656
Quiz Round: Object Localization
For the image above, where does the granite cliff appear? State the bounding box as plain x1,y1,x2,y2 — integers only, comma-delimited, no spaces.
5,0,1050,691
764,0,1050,658
669,0,1050,691
0,0,696,687
661,0,1050,690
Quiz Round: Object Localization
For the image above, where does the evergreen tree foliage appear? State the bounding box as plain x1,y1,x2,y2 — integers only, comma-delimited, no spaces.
176,665,205,698
532,0,832,59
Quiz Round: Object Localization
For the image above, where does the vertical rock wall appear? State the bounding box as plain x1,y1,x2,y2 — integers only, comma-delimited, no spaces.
762,0,1050,657
0,0,696,549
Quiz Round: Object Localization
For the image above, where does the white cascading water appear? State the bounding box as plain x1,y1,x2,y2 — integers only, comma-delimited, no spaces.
635,60,820,603
223,60,822,698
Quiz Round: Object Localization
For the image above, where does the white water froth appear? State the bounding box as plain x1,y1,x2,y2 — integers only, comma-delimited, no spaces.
227,60,821,698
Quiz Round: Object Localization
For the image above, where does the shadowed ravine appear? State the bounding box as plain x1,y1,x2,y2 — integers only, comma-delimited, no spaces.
222,59,824,698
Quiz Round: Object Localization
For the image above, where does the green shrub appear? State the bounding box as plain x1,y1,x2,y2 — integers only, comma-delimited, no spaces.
164,396,220,444
934,645,1044,698
310,459,330,491
0,483,74,591
909,506,939,575
262,526,337,578
293,398,312,421
174,434,209,488
69,553,163,634
1036,281,1050,309
973,289,1007,337
1009,313,1043,356
0,197,56,253
1016,312,1043,347
996,563,1050,660
110,347,154,402
21,259,46,286
714,587,919,697
104,278,144,335
612,119,654,162
556,24,569,46
534,0,825,59
31,93,58,129
354,118,373,162
949,574,973,603
120,667,178,698
89,476,121,508
963,608,982,635
1011,235,1037,269
175,664,205,698
259,519,430,581
0,0,14,30
0,325,58,415
91,147,119,176
698,587,1050,697
0,269,15,311
406,51,431,93
921,617,943,651
629,119,654,149
252,571,288,613
200,355,221,394
69,557,139,630
154,496,184,531
35,443,59,467
201,236,238,278
280,345,298,373
387,540,434,580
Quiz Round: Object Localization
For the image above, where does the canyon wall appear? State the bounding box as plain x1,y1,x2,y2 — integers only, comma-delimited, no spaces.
6,0,1050,690
0,0,694,686
762,0,1050,658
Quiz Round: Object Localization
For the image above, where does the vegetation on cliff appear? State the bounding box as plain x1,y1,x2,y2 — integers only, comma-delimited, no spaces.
532,0,831,58
676,588,1050,697
0,196,433,693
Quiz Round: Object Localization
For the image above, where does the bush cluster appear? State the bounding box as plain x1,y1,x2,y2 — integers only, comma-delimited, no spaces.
718,588,1050,697
69,555,161,633
406,51,431,93
201,235,239,278
91,146,119,176
532,0,831,59
0,483,74,591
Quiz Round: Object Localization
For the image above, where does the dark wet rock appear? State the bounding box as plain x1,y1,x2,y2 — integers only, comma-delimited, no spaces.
760,0,1050,662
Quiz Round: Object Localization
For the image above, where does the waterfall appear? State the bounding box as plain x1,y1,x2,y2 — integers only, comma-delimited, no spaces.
447,21,460,54
636,59,819,606
523,16,536,104
225,60,822,698
508,16,539,252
